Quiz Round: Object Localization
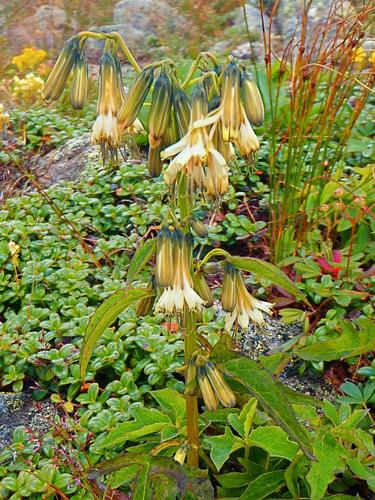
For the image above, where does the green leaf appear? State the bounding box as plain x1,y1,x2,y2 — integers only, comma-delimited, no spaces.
126,238,156,286
86,453,214,499
240,470,285,499
294,259,321,279
306,433,348,500
297,317,375,362
215,472,252,489
205,426,244,471
151,388,186,422
337,218,352,232
228,398,257,440
282,385,321,407
80,288,153,378
249,426,299,460
230,256,309,304
285,453,307,499
224,357,314,460
92,407,171,451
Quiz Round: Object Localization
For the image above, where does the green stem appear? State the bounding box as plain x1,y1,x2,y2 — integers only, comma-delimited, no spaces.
199,248,231,268
184,71,220,96
184,309,199,467
145,59,175,69
182,52,219,89
177,174,191,223
77,30,141,73
182,55,203,89
109,32,142,73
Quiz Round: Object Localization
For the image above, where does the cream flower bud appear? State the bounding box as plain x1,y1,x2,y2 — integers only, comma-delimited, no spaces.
155,227,174,287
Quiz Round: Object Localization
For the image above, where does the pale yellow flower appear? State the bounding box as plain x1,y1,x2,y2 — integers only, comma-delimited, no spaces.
222,265,273,331
155,231,205,314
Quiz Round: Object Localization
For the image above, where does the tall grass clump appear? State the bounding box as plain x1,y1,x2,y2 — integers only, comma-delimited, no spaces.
258,0,374,262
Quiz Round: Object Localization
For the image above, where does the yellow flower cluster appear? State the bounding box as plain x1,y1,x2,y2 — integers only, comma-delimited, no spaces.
12,47,47,72
12,73,45,101
352,46,375,69
0,103,10,128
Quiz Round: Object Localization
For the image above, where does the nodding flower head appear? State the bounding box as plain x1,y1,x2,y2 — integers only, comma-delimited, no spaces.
42,36,79,104
148,68,173,148
155,230,205,315
240,70,264,127
222,265,273,331
91,52,124,149
117,66,154,133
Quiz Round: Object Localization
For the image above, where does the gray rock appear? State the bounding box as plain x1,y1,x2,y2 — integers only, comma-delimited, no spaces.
35,5,67,31
0,392,56,450
3,3,78,53
86,0,184,58
31,133,100,188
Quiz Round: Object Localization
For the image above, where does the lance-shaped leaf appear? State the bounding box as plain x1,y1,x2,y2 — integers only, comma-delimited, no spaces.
80,288,154,378
230,256,309,304
223,357,314,460
239,470,286,499
126,238,156,286
297,317,375,362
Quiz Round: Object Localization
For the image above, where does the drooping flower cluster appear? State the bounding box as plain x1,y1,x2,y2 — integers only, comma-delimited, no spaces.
154,228,205,314
42,35,264,179
91,52,125,150
186,353,236,411
161,60,263,199
222,264,273,330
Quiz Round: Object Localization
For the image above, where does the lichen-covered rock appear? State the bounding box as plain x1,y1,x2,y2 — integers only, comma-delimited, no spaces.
31,133,100,188
0,392,56,450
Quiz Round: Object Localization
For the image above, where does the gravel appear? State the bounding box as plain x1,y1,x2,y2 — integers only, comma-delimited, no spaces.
241,315,337,401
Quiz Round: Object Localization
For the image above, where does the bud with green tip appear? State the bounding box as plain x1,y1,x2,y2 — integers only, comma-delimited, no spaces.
136,278,156,316
220,61,242,142
240,71,264,127
70,50,88,109
118,67,154,132
193,272,213,307
222,264,237,312
148,69,173,148
173,89,191,137
155,226,174,287
148,143,163,177
113,54,126,106
205,361,236,408
42,37,79,103
185,352,198,396
197,363,218,411
163,107,179,147
190,218,208,238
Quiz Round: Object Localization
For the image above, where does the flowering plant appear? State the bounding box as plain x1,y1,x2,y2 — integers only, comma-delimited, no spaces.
42,29,312,481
